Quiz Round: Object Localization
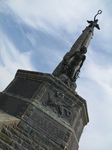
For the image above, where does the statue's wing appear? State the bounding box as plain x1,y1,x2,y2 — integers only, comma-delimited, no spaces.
87,20,93,24
95,24,100,30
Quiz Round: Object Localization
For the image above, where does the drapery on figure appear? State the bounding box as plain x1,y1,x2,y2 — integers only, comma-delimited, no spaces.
62,46,87,81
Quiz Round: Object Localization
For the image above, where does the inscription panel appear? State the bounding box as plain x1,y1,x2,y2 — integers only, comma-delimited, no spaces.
27,108,69,145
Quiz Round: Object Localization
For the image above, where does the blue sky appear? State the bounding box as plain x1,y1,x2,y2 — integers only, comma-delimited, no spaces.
0,0,112,150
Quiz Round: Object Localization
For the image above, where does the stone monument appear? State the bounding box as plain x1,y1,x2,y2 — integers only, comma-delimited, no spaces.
0,10,102,150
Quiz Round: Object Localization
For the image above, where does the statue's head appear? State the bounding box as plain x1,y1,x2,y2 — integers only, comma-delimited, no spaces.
94,19,98,23
80,46,87,54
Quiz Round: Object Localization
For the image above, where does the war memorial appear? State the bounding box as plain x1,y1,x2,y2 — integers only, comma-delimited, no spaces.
0,10,102,150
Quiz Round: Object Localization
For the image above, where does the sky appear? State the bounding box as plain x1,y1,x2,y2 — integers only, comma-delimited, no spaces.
0,0,112,149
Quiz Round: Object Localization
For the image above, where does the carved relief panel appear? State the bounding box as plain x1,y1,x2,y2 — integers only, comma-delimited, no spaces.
35,83,79,125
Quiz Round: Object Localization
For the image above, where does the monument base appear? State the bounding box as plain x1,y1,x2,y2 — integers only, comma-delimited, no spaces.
0,70,89,150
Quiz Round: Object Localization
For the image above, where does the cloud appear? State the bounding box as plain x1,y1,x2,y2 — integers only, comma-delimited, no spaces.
84,49,112,93
4,0,107,33
77,48,112,150
0,31,35,90
0,66,12,90
0,1,112,150
80,124,112,150
4,0,112,61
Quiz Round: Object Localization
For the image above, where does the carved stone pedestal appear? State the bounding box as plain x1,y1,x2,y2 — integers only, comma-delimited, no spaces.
0,69,89,150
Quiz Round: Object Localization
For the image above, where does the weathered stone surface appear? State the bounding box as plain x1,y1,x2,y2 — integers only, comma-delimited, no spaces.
0,93,29,118
5,77,42,99
0,110,19,128
0,70,89,150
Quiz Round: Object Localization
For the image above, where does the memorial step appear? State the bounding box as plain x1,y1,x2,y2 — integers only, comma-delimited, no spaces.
1,125,37,150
